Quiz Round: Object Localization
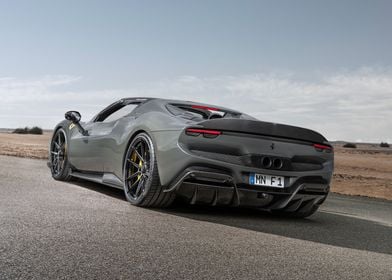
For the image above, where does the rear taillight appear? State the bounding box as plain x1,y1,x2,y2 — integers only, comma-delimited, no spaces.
186,128,221,138
313,143,333,153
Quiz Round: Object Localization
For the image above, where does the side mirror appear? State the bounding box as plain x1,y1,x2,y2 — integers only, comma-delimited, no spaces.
65,111,81,123
64,111,88,136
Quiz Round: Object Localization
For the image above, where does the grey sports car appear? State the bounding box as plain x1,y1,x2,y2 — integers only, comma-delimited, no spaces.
49,97,334,217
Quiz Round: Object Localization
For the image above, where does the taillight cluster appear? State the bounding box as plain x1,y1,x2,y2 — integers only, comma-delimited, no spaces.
313,143,333,153
185,128,221,138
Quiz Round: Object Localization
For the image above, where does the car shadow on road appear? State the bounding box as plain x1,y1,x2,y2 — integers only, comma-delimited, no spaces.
69,179,392,255
70,179,126,201
160,203,392,255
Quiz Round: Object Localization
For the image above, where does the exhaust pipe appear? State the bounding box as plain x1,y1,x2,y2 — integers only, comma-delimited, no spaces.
273,158,283,169
260,157,283,169
261,157,272,168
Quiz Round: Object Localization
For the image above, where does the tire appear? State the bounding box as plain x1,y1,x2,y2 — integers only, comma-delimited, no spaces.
271,203,319,218
123,132,175,208
50,128,72,181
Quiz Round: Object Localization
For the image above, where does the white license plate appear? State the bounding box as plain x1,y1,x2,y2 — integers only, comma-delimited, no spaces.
249,173,285,188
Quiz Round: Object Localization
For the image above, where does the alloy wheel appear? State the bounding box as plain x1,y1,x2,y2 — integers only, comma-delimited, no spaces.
124,136,153,200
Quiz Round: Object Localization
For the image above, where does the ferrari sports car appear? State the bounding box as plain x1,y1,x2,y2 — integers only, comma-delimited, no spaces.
49,97,334,217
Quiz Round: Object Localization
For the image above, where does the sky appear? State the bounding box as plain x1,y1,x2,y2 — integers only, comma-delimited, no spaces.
0,0,391,142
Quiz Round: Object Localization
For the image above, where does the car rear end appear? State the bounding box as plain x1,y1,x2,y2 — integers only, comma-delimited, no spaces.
160,102,334,214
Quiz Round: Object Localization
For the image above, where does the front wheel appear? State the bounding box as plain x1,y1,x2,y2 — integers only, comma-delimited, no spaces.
50,128,72,181
123,132,175,208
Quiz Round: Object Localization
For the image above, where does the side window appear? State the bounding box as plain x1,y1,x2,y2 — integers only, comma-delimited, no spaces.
101,104,138,123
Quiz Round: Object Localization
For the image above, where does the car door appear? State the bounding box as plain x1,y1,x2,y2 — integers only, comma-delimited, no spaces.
68,102,139,172
68,121,116,172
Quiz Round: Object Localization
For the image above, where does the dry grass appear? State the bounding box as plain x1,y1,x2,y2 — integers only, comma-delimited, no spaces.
0,132,51,159
0,132,391,200
331,144,392,200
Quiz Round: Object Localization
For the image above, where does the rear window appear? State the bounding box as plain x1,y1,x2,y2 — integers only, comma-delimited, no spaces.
166,103,241,121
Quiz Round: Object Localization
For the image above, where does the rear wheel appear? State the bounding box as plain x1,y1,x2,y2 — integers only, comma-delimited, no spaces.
123,132,175,207
50,128,72,181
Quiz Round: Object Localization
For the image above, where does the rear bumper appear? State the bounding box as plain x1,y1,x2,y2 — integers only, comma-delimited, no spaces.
165,168,329,210
151,130,333,210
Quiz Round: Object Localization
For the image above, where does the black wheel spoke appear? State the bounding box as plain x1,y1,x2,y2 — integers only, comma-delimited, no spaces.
52,157,58,170
132,147,144,162
58,134,62,147
56,159,61,173
129,178,140,189
58,160,63,172
140,142,145,159
135,178,144,196
127,171,141,180
127,159,140,170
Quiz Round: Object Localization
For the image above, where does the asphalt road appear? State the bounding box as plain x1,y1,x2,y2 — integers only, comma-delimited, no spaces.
0,156,391,280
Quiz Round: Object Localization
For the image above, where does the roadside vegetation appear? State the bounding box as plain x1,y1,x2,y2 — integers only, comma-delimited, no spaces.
12,126,43,135
380,142,390,148
343,142,357,148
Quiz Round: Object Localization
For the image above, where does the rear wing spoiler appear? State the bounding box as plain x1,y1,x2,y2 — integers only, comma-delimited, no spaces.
196,119,328,144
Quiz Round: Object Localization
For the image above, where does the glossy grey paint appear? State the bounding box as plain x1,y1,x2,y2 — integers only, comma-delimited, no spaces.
51,98,333,191
53,99,192,184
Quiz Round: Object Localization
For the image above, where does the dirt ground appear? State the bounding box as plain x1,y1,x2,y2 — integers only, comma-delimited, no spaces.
0,132,391,200
0,132,51,159
331,144,392,200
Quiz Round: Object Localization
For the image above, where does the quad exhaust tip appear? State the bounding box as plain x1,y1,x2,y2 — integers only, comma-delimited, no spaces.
261,157,272,168
273,158,283,169
261,157,283,170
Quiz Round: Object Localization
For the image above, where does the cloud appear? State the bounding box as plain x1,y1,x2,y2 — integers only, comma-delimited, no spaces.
0,75,82,102
0,69,391,142
0,75,127,128
145,69,392,142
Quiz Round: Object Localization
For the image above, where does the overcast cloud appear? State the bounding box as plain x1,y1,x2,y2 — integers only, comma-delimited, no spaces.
0,68,391,142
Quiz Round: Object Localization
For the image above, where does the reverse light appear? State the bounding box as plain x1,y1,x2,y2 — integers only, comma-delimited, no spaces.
313,143,333,153
186,128,222,138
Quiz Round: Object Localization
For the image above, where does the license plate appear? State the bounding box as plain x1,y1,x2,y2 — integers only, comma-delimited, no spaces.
249,173,285,188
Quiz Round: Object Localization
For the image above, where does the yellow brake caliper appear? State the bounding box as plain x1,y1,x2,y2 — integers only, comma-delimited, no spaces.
131,151,143,182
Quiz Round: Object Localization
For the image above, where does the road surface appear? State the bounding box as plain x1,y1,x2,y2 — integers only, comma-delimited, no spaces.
0,156,391,279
